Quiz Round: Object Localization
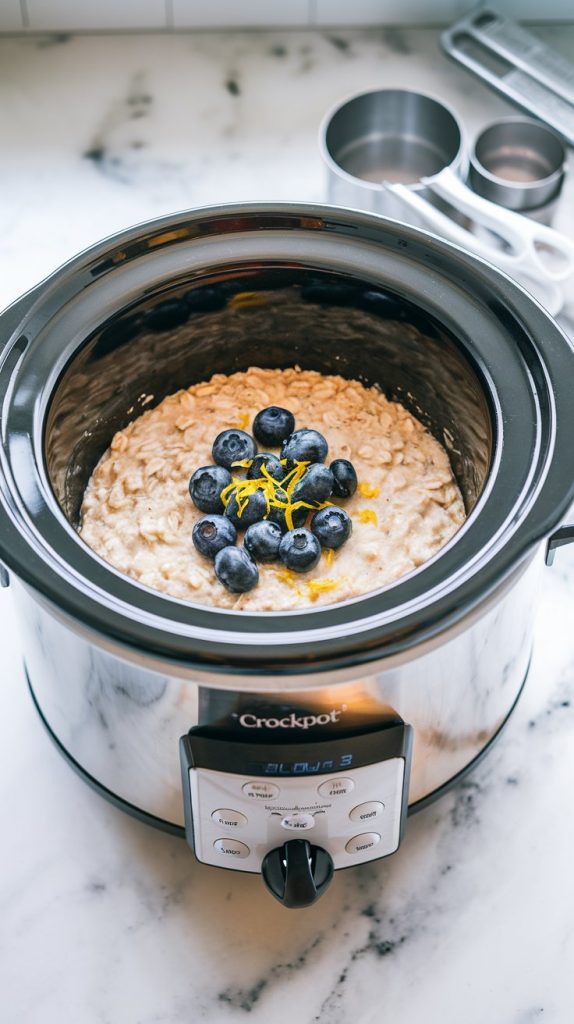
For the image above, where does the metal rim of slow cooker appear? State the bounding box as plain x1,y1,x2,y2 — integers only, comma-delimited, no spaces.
1,202,574,674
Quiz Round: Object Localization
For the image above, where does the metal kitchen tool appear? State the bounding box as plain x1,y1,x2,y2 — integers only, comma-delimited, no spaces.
320,89,466,203
441,8,574,146
469,117,567,225
320,88,574,316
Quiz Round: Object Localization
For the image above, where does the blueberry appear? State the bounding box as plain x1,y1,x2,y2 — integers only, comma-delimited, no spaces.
279,528,321,573
192,515,237,560
281,429,328,465
267,487,308,532
311,506,352,550
247,452,284,482
300,277,360,307
184,285,226,313
214,546,259,593
291,463,334,504
224,487,268,529
92,314,142,358
330,459,358,499
189,465,232,514
359,289,402,319
244,520,283,562
212,429,257,469
146,299,190,332
253,406,295,447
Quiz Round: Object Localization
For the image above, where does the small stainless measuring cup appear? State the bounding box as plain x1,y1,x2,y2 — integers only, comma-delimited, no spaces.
469,116,567,224
320,89,466,214
319,88,574,315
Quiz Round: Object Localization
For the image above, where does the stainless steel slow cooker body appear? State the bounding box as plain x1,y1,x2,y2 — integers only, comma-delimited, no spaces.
1,204,574,840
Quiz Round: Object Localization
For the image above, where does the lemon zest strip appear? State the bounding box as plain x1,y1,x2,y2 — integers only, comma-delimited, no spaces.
280,460,310,497
218,464,331,525
358,481,380,499
307,578,340,601
261,464,284,489
357,509,378,525
232,412,251,430
275,568,298,584
230,292,266,310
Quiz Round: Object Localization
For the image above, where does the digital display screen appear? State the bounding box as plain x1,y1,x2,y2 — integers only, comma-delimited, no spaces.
247,753,353,776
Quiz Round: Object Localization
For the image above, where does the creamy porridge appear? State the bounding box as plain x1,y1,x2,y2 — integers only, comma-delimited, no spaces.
79,367,466,610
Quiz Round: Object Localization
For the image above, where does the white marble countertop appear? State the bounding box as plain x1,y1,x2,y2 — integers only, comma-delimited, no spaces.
2,25,574,1024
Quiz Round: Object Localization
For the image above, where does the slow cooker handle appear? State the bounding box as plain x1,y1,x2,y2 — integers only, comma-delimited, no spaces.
0,285,42,354
0,287,43,589
546,525,574,566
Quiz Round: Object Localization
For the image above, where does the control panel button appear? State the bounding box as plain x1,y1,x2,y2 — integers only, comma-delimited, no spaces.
242,781,279,800
211,808,247,829
213,838,250,858
317,777,354,799
349,801,385,823
345,832,381,855
281,813,315,831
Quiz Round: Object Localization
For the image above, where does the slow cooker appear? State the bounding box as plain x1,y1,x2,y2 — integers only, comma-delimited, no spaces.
1,204,574,909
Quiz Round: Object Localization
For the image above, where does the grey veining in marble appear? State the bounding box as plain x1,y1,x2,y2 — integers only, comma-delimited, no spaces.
1,24,574,1024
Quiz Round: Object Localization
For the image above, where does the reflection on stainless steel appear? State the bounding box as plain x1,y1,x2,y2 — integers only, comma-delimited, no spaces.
15,553,539,825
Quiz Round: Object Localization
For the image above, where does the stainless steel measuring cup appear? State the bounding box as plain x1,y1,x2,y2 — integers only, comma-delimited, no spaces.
319,88,574,315
320,89,466,214
469,116,567,224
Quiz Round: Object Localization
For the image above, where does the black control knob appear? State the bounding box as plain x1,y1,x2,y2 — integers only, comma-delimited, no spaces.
261,839,334,909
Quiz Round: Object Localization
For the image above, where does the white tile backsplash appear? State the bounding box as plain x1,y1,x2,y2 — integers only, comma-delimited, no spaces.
25,0,168,31
0,0,572,33
172,0,310,27
313,0,457,26
0,1,24,29
456,0,573,18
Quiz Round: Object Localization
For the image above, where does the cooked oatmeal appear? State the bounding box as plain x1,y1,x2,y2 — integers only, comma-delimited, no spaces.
79,367,466,610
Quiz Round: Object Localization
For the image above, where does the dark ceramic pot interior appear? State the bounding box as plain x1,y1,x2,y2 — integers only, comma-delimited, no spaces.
45,266,492,529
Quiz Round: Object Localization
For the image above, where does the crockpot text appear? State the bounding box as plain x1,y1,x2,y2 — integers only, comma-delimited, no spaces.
239,709,344,730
